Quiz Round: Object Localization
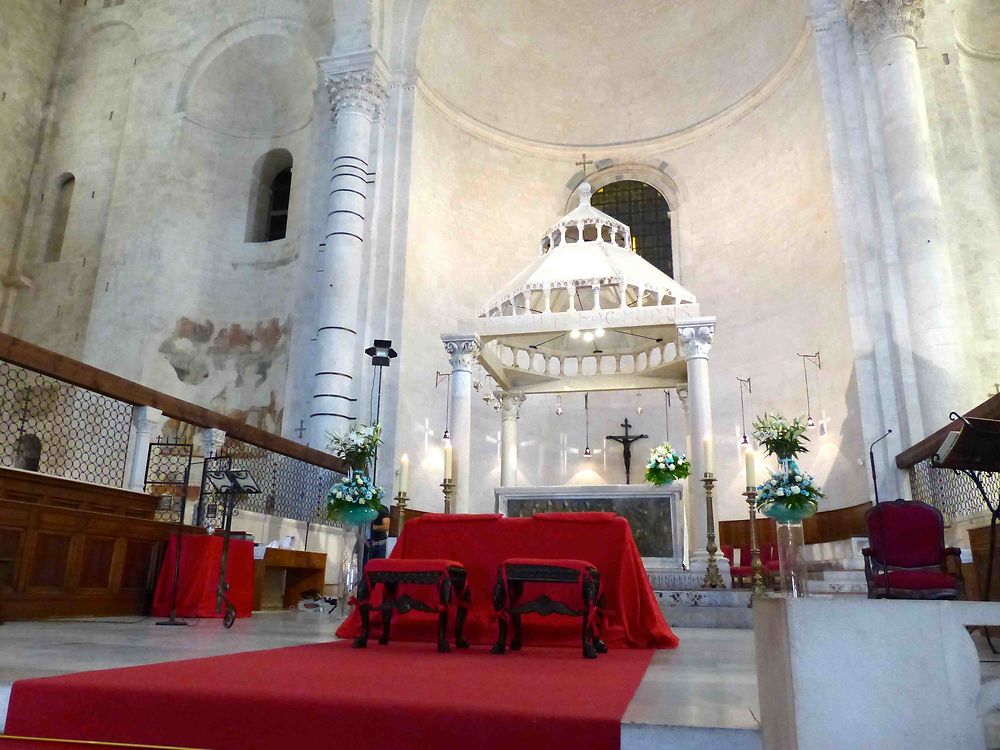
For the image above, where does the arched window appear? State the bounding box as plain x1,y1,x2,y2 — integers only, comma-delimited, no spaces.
46,174,75,262
246,150,293,243
591,180,672,277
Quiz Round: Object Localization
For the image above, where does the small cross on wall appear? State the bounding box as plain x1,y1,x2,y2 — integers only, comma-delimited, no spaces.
294,420,307,439
575,153,594,177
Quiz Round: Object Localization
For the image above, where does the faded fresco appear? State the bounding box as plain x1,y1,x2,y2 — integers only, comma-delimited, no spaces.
158,316,290,434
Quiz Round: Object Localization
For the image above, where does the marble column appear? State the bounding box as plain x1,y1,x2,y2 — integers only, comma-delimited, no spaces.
442,334,480,514
677,321,717,571
307,62,388,449
497,390,526,487
198,427,227,460
849,0,967,425
127,406,163,492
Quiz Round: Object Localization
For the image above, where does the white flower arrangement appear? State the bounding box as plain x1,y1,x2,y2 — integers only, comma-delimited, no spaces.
327,471,384,516
645,442,691,486
752,413,810,459
328,423,382,471
755,459,823,517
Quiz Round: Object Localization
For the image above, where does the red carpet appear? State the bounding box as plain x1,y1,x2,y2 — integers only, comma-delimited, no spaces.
5,641,654,750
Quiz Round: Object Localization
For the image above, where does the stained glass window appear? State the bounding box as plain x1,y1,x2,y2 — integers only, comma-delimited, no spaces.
592,180,672,277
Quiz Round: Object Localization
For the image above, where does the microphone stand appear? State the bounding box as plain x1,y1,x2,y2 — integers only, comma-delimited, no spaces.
869,429,893,597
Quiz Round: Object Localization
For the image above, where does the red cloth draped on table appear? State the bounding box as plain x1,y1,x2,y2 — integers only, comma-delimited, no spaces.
152,535,254,619
336,513,678,648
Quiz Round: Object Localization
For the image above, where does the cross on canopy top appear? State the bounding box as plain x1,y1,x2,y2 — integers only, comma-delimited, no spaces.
575,153,594,177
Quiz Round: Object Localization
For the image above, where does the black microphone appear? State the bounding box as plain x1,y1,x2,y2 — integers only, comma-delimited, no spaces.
869,428,893,507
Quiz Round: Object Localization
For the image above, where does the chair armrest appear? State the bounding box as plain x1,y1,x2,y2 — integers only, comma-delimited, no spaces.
862,548,873,558
943,547,962,557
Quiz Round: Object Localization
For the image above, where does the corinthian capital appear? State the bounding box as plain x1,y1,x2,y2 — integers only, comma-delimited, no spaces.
442,335,481,373
849,0,925,50
677,322,715,361
496,390,526,421
324,68,388,123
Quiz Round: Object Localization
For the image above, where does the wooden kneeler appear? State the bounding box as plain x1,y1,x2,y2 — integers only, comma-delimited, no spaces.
492,558,607,659
353,559,470,653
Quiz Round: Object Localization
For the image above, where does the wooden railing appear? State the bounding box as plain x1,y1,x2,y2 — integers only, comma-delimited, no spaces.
0,332,349,475
720,501,872,548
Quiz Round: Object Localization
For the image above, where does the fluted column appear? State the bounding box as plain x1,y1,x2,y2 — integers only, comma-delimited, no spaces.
849,0,967,424
678,320,716,570
442,334,480,513
497,390,526,487
127,406,164,492
307,62,388,448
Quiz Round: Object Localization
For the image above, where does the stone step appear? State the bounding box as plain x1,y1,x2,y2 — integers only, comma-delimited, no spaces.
656,589,754,629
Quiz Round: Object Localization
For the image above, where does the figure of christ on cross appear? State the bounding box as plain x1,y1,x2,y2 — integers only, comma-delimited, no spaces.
606,418,648,485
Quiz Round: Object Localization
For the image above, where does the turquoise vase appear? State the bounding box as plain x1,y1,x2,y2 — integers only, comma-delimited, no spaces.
759,503,817,523
330,503,378,525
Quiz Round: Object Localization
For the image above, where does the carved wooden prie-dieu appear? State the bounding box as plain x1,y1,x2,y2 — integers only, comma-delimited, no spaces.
352,559,471,653
491,559,607,659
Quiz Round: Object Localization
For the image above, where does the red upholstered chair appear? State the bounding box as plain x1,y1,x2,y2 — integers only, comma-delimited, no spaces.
863,499,965,600
723,545,779,589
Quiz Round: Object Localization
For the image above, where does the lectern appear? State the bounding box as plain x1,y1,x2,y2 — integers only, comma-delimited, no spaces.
204,469,262,628
931,415,1000,650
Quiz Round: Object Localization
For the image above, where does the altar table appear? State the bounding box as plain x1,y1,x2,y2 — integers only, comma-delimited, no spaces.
336,513,678,648
152,535,254,619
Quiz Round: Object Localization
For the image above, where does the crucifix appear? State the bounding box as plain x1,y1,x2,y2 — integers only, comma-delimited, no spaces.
575,153,594,177
606,418,648,485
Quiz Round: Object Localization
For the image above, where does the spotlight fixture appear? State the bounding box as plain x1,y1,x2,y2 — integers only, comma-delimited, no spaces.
555,395,563,416
364,339,398,481
798,352,821,430
636,392,643,416
594,328,605,338
570,329,582,339
583,331,594,342
583,392,592,458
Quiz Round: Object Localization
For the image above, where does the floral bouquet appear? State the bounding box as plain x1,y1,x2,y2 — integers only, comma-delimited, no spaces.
645,442,691,486
328,423,382,472
752,413,810,460
327,471,384,524
755,459,824,521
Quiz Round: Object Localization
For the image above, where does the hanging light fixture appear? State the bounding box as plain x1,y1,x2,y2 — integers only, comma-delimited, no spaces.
435,371,451,440
738,376,752,445
798,352,821,429
555,395,563,416
663,389,671,441
635,392,643,416
583,392,592,457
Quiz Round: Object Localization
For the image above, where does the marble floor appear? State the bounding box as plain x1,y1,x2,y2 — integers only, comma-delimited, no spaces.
0,613,758,747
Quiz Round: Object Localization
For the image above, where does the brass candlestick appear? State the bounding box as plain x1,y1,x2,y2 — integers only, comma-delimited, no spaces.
743,486,767,599
441,478,455,514
702,472,726,589
394,491,409,536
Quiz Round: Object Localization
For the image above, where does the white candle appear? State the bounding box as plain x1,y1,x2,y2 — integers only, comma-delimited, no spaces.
443,440,453,481
398,454,410,495
744,447,756,487
703,436,714,475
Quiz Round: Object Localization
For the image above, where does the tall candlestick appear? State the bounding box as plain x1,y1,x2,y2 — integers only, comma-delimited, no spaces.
744,447,756,487
703,436,714,475
443,439,453,481
398,454,410,495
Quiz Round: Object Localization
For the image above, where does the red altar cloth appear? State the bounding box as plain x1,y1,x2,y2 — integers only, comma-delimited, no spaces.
152,535,254,619
336,513,678,648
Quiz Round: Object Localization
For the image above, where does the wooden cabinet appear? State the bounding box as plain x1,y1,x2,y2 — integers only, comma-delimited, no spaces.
0,468,201,620
252,548,327,611
967,524,999,602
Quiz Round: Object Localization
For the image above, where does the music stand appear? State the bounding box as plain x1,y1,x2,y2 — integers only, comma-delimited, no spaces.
204,469,262,628
931,415,1000,651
